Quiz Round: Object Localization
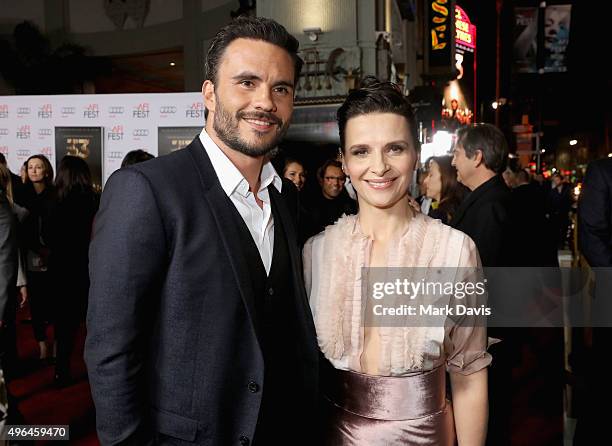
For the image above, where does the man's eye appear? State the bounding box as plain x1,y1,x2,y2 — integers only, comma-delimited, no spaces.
274,86,290,95
388,145,404,154
240,80,254,87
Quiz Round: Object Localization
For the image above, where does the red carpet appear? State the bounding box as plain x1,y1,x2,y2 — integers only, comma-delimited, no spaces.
8,305,99,445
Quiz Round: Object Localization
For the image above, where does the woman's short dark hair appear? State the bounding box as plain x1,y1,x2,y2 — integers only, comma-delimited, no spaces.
337,76,420,152
205,16,303,84
283,158,305,175
55,156,93,201
25,154,54,186
121,150,155,168
455,123,508,174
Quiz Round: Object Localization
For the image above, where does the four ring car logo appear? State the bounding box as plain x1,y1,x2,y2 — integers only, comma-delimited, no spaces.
83,104,100,118
108,151,124,159
186,102,205,119
16,125,31,139
133,103,150,118
0,128,9,136
61,106,76,116
108,106,124,116
38,128,52,138
108,125,124,140
0,105,8,118
16,149,31,157
132,128,149,138
160,105,177,116
38,104,52,119
17,107,31,118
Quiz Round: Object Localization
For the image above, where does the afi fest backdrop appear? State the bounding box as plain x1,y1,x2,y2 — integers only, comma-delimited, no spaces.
0,92,204,189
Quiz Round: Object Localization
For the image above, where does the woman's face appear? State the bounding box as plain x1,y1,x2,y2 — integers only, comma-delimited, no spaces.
343,112,417,210
284,162,306,191
27,158,47,183
423,160,442,202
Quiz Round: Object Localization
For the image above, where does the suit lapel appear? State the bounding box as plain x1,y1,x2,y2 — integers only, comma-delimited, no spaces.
269,185,318,350
186,138,263,345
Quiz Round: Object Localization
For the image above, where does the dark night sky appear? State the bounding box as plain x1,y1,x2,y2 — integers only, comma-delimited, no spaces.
456,0,610,157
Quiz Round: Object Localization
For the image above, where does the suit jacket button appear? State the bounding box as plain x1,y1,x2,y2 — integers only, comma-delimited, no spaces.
268,287,274,296
239,435,250,445
248,381,259,393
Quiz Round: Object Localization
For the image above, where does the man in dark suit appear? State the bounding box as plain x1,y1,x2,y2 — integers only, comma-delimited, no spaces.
450,123,513,446
85,17,319,446
573,156,612,445
451,123,511,267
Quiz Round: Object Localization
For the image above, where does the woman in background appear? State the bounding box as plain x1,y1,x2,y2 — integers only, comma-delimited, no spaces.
282,158,306,191
304,79,490,445
22,154,55,362
423,155,468,225
48,156,98,385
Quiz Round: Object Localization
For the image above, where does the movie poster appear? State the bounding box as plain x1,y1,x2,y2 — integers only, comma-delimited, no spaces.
543,5,571,73
514,7,539,73
55,126,103,192
157,127,201,157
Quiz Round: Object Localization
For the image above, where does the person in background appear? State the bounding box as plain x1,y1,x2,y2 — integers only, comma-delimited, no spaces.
423,155,468,225
22,154,56,363
282,158,306,191
120,149,155,168
0,154,24,207
309,159,357,234
547,172,573,249
48,156,98,386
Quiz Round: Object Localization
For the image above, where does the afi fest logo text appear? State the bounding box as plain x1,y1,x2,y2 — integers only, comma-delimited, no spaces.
0,128,9,137
83,104,100,119
133,103,150,118
159,105,177,116
108,106,124,116
0,105,8,118
17,107,31,118
16,125,31,139
40,147,52,157
186,102,204,119
38,104,52,119
132,128,149,138
61,106,76,116
107,125,124,141
38,128,52,138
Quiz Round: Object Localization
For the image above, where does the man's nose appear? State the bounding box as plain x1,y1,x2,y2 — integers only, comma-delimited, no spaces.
253,87,276,112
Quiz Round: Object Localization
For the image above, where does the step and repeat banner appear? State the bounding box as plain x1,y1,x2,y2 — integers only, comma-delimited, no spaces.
0,92,204,189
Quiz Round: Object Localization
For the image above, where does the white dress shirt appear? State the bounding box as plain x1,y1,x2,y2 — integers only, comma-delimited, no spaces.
199,128,281,274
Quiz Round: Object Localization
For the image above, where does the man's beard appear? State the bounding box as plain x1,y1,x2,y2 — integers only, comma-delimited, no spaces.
212,97,289,158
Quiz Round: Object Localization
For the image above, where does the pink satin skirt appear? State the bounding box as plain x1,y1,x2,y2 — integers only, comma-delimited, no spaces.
321,363,455,445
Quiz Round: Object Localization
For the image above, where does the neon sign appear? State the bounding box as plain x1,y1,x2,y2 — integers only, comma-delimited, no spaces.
455,6,476,52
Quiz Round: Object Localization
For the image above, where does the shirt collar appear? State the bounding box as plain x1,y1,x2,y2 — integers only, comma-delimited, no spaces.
199,128,282,198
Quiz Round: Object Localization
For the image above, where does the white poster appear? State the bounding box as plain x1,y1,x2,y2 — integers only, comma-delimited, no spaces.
0,92,204,185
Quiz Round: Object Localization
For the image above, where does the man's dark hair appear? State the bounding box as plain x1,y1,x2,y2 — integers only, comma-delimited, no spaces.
337,76,419,152
121,150,155,168
205,16,303,85
317,159,344,181
456,123,508,174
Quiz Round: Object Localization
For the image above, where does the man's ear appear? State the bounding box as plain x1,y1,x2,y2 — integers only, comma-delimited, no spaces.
473,149,484,167
202,80,215,113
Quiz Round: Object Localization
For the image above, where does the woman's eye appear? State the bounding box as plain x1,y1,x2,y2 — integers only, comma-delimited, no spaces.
388,145,404,154
351,149,368,156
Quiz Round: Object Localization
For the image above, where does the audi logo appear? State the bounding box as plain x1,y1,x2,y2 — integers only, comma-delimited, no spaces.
38,129,52,136
132,129,150,137
61,107,75,114
17,108,30,114
160,106,177,114
108,106,124,114
0,129,9,136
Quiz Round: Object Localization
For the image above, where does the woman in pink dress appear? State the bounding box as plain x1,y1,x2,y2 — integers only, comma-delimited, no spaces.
304,79,491,445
